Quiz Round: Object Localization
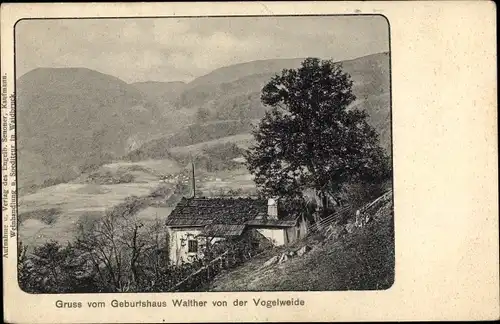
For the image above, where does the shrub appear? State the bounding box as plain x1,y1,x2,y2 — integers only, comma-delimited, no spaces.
338,181,387,217
149,184,172,198
18,241,100,293
18,208,61,226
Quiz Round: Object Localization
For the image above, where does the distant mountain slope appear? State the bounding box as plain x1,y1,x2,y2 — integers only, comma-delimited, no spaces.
174,52,391,150
132,81,186,107
16,68,163,193
186,58,305,89
176,59,304,111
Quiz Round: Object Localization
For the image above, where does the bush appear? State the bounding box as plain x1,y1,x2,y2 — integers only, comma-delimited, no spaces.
338,181,387,218
18,208,61,226
202,142,243,160
18,241,100,293
76,212,103,232
148,184,172,198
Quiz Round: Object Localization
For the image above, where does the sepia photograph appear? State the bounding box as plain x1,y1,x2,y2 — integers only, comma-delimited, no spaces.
2,2,499,323
14,15,393,294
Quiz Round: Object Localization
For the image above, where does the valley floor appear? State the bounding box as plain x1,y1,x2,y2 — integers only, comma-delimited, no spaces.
17,158,256,248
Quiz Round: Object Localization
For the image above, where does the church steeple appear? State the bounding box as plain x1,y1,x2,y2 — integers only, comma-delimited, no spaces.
191,160,196,198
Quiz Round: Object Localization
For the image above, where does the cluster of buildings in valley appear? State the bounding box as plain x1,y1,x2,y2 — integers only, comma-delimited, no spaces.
159,173,223,185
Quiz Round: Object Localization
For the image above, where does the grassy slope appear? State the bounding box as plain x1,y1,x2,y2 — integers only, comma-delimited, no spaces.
209,199,394,291
169,133,254,156
125,120,254,162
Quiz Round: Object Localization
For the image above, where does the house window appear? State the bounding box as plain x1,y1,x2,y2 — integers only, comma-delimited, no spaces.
188,240,198,253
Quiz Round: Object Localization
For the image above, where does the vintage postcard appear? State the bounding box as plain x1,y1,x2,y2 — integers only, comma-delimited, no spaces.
1,2,498,323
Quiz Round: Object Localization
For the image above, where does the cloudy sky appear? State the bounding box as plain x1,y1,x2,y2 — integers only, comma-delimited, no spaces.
15,16,389,83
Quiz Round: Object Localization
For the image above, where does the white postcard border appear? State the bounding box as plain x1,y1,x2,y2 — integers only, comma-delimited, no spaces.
1,2,498,323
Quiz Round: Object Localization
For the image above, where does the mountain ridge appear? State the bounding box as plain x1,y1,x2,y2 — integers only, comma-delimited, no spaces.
185,52,388,88
16,67,163,193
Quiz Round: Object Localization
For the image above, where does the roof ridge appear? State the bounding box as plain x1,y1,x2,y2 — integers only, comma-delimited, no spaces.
167,196,269,227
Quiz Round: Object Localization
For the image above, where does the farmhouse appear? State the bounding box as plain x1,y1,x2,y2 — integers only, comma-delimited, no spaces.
165,197,308,265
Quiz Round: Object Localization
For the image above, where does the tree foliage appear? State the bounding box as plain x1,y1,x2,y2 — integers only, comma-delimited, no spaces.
18,241,100,293
196,108,211,123
246,58,390,209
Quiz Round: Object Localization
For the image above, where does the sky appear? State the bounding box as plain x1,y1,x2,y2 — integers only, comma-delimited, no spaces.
15,16,389,83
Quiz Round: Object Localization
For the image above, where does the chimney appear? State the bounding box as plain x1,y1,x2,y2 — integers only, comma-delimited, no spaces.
267,198,278,220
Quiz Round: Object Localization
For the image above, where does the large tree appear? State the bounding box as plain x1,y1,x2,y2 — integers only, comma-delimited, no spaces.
246,58,390,211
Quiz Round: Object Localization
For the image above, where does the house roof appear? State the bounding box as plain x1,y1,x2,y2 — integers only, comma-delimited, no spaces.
165,197,299,229
202,224,246,237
